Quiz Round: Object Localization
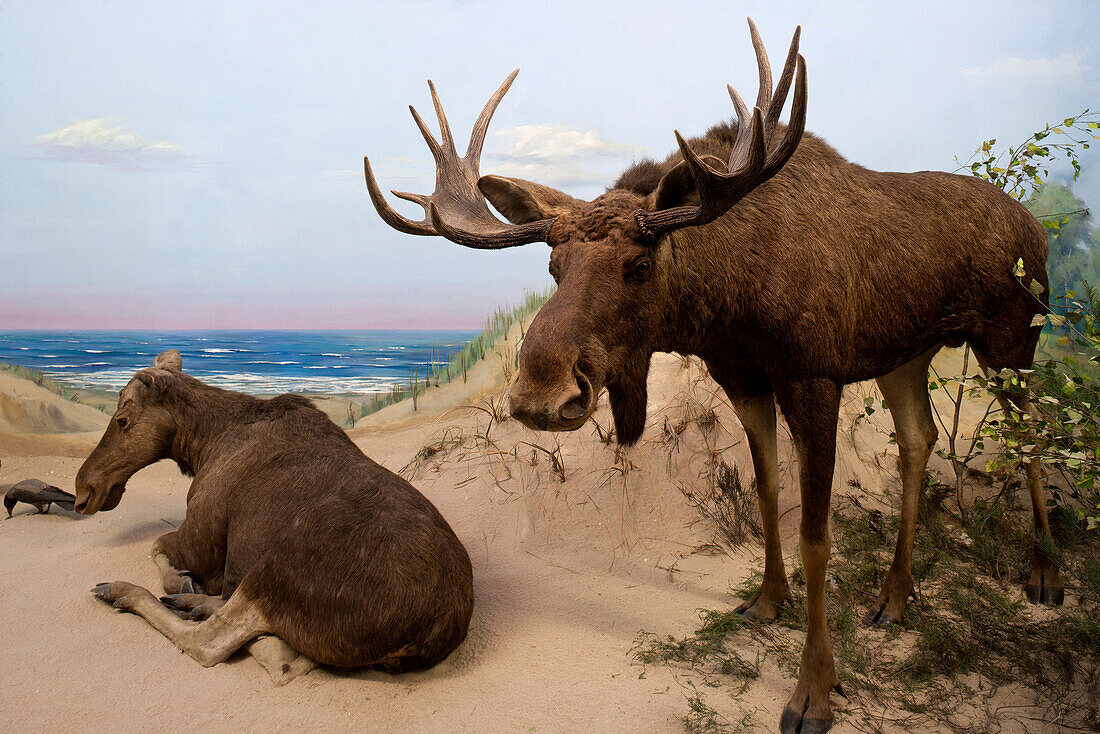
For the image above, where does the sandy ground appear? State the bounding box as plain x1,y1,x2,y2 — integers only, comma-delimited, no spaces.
0,345,1003,733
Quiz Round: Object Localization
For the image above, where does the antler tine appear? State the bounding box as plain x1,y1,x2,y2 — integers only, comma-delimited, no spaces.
363,157,436,236
365,70,558,249
766,26,801,134
725,83,754,170
427,80,458,158
466,68,520,164
762,54,807,176
747,18,773,120
408,104,444,166
392,190,431,207
741,109,767,176
675,130,719,179
635,23,807,242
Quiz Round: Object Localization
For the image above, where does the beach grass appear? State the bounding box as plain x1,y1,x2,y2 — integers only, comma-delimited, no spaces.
356,286,553,419
0,360,88,405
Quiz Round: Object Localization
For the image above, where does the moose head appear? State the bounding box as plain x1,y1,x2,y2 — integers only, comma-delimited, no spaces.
74,350,185,515
366,20,806,445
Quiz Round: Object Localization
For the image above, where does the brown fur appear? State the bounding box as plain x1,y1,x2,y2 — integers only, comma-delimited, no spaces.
486,120,1056,731
76,351,473,673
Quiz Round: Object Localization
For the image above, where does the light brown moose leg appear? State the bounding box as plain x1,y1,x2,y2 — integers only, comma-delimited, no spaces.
247,636,318,685
777,378,842,734
152,545,203,596
159,592,316,684
865,349,939,627
730,392,791,621
160,592,227,620
975,356,1064,605
93,581,266,667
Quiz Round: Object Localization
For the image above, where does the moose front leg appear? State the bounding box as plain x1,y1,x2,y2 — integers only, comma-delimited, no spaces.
730,392,791,621
777,378,842,734
92,581,266,668
152,525,226,597
159,593,316,684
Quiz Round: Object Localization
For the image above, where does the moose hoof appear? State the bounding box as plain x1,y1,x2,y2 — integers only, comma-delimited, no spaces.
780,706,832,734
1025,584,1065,606
734,589,787,623
160,593,222,620
175,570,204,596
861,607,900,629
92,581,137,610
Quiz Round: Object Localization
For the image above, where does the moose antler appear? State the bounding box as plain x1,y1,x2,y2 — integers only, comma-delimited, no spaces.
364,69,557,249
635,20,807,242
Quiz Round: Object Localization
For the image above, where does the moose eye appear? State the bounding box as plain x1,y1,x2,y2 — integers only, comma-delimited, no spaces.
115,416,128,430
626,257,652,283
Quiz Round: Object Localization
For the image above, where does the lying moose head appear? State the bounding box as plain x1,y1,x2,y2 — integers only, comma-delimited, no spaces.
75,350,185,514
365,20,805,445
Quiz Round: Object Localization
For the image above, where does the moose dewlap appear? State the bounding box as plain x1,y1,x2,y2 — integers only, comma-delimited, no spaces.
76,349,473,683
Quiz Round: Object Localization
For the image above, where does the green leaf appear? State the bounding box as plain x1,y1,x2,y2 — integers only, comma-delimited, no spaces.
1031,314,1047,328
1013,258,1026,278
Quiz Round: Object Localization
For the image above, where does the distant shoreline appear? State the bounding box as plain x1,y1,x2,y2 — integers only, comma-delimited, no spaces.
0,329,477,399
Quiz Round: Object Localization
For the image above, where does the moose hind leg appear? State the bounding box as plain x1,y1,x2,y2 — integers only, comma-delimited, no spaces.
246,635,317,686
730,392,791,621
865,349,939,627
93,581,266,667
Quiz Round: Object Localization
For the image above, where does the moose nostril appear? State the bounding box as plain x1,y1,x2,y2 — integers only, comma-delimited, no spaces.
560,396,587,422
559,372,592,422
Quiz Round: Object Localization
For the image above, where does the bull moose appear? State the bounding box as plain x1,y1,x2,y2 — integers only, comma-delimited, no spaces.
364,19,1061,732
76,350,473,683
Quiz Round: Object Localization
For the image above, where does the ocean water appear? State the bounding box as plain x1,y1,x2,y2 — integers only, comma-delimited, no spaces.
0,330,477,396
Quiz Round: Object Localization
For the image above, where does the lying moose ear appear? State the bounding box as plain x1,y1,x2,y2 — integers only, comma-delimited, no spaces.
134,370,162,394
478,175,584,224
647,155,728,211
134,369,175,396
154,349,183,371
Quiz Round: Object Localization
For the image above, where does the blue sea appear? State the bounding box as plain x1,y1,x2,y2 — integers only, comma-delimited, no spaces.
0,331,477,397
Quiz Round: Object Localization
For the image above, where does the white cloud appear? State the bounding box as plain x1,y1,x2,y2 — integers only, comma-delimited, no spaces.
492,124,644,160
960,51,1091,86
31,118,189,171
358,126,646,190
486,124,645,188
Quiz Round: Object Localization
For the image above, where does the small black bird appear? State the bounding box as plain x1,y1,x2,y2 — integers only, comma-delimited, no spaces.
3,478,76,517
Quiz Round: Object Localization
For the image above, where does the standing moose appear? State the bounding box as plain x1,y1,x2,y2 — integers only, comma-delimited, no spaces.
365,20,1060,733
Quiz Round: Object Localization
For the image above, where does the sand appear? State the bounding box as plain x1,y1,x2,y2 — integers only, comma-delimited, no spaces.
0,346,1001,733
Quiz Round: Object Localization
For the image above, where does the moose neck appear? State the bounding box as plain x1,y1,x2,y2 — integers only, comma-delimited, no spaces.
167,381,252,477
654,224,758,359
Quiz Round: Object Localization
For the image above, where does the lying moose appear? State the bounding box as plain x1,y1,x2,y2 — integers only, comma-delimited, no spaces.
77,350,473,683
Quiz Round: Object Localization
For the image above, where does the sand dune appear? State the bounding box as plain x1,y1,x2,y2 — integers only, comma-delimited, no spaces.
0,346,1012,732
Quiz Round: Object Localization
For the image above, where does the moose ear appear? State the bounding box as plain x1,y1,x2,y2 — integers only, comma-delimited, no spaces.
478,175,584,224
134,368,175,396
134,370,162,394
153,349,183,371
647,155,728,211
